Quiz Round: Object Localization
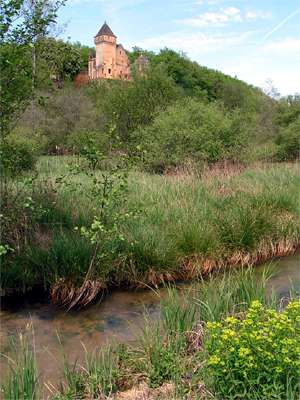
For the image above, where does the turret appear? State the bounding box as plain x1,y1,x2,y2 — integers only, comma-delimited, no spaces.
94,21,116,45
94,22,117,75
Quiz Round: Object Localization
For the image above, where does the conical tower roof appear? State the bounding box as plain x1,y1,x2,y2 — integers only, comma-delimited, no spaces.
95,22,116,38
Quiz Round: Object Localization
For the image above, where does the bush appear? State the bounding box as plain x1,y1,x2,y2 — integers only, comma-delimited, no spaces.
18,87,104,153
0,136,37,176
133,97,250,171
67,130,110,154
206,300,300,399
89,66,181,144
276,117,300,161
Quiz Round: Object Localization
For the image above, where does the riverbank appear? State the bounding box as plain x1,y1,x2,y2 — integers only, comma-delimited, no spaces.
1,158,299,306
1,263,300,399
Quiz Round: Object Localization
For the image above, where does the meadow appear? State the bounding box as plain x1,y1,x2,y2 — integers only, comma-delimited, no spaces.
2,156,299,307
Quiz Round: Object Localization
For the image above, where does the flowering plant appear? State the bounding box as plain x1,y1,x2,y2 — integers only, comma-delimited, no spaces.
206,300,300,399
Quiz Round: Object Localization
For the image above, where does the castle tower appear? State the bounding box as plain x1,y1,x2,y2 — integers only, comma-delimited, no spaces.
94,22,116,79
135,54,150,75
88,22,131,80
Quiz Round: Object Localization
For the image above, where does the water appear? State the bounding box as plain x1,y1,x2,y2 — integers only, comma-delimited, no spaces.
0,254,299,389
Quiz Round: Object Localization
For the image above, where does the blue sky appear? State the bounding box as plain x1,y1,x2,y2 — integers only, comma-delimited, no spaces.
57,0,300,95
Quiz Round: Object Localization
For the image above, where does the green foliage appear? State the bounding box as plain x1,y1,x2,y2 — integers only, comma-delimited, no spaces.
0,0,65,137
1,158,299,297
0,136,37,176
0,42,32,135
54,340,130,400
19,87,103,153
72,41,95,70
77,150,131,252
91,65,181,143
36,37,83,85
1,325,38,400
134,97,250,171
206,300,300,399
138,317,184,388
127,46,155,64
276,117,300,161
151,48,260,108
84,345,120,397
276,95,300,127
67,131,110,155
195,267,275,323
161,288,197,338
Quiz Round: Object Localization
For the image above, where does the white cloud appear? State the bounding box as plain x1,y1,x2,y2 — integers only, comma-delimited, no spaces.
179,7,242,27
224,7,240,17
246,10,271,20
262,37,300,53
194,0,220,5
179,6,271,27
221,39,300,95
136,30,253,55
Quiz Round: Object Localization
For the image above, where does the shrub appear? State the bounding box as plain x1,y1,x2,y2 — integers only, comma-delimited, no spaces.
0,136,37,176
18,88,104,154
67,130,110,155
206,300,300,399
92,65,181,143
276,117,300,161
133,97,250,171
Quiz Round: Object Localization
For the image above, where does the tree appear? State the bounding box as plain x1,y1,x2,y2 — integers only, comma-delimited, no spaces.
127,46,155,64
72,41,95,70
133,98,250,171
37,37,82,85
0,0,65,138
276,94,300,127
94,65,181,143
276,117,300,161
263,79,281,100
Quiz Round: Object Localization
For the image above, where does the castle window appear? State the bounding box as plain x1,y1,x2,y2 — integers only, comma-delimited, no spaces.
108,68,111,74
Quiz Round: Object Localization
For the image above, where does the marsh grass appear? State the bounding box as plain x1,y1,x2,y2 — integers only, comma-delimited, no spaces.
2,157,299,303
83,345,120,398
1,265,299,399
134,265,281,392
193,265,277,322
1,325,38,400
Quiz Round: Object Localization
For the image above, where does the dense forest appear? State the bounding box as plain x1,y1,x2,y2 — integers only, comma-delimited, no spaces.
2,37,300,176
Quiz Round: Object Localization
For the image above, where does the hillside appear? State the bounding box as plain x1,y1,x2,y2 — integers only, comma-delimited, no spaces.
6,39,299,170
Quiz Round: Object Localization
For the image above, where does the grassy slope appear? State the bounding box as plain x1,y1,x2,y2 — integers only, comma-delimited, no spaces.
2,157,300,302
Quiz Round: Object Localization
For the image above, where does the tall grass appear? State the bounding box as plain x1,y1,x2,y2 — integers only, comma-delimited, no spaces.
53,339,121,399
193,265,277,322
1,325,38,400
134,264,284,395
83,345,120,398
1,266,299,399
2,157,299,302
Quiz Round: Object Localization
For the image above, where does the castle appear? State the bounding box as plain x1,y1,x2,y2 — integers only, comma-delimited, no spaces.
88,22,131,80
88,22,148,81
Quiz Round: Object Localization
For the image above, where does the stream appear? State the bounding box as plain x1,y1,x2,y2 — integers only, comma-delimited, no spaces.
0,254,299,389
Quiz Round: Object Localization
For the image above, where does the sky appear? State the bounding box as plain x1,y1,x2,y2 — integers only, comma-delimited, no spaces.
57,0,300,95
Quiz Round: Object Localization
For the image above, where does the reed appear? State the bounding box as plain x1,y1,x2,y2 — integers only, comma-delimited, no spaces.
2,157,299,306
1,266,299,399
193,265,277,323
1,324,38,400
